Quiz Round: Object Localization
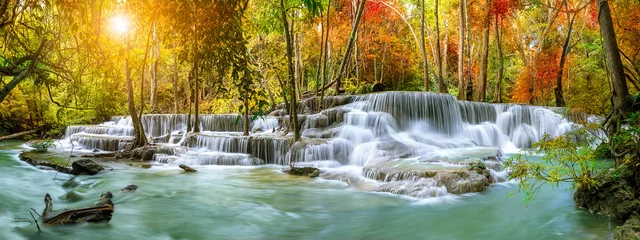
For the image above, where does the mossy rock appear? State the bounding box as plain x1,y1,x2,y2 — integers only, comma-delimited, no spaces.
283,167,322,178
615,216,640,240
574,165,640,221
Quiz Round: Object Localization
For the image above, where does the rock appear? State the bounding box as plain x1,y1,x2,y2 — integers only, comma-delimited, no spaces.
179,164,197,172
574,165,640,221
615,216,640,240
19,152,74,175
131,146,159,161
128,163,152,169
283,167,322,178
71,159,104,175
61,191,84,202
121,185,138,192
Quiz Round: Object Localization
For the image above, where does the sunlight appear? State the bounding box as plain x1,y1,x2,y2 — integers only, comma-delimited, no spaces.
110,15,129,35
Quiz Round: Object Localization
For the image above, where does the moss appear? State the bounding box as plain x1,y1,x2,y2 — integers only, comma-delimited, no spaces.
615,216,640,240
594,143,613,159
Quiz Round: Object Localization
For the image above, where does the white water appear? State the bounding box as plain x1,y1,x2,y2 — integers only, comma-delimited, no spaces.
59,92,574,199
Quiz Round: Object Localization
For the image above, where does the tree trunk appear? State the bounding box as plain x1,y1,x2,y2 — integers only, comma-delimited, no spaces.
458,0,465,100
443,20,449,90
420,0,430,91
335,0,367,94
193,4,200,133
0,130,36,141
320,0,331,110
478,0,491,102
495,15,503,103
556,7,575,107
125,33,147,150
150,21,159,112
173,50,179,114
598,0,633,134
243,93,249,136
435,0,445,93
464,0,473,101
315,10,325,98
0,40,47,103
281,0,300,141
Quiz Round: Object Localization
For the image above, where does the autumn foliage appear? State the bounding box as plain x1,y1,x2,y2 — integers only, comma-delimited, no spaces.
512,50,561,103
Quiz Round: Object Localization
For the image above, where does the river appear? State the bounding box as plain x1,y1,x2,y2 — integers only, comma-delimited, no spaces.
0,140,615,240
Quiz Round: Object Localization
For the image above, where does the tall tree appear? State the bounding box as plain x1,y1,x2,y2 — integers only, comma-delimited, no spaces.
495,14,503,103
281,0,300,141
335,0,367,93
478,0,492,102
458,0,465,100
464,0,472,100
435,0,446,93
598,0,633,134
420,0,430,91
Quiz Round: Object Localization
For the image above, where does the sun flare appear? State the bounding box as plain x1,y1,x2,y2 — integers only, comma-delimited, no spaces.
111,15,129,35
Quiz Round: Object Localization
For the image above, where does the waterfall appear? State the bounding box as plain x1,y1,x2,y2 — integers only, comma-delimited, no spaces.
60,92,575,191
57,91,580,198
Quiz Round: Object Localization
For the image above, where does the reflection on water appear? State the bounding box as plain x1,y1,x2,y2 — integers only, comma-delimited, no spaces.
0,141,614,240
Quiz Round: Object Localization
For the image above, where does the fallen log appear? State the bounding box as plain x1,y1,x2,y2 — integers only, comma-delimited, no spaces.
42,192,114,225
0,130,37,141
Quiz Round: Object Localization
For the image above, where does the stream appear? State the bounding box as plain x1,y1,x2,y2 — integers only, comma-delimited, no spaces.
0,140,615,239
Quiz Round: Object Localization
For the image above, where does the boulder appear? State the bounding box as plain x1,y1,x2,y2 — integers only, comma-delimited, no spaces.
283,167,322,178
179,164,197,172
71,159,104,175
131,146,159,161
121,185,138,192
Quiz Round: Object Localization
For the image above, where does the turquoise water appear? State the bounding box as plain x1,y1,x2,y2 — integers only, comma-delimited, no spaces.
0,141,615,239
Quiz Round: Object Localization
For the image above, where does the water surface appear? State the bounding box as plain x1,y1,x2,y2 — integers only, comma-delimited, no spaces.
0,141,615,240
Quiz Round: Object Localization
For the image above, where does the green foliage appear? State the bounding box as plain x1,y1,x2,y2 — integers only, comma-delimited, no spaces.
30,140,55,153
505,125,606,205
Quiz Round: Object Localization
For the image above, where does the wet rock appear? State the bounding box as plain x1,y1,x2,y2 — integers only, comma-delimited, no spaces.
616,216,640,240
61,191,84,202
72,159,104,175
128,163,152,168
131,146,159,161
121,185,138,192
179,164,197,172
574,165,640,221
321,107,347,125
283,167,322,178
19,152,74,174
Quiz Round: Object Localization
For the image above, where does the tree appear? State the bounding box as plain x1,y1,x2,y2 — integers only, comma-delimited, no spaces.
457,0,465,100
598,0,633,134
420,0,430,91
477,0,492,102
435,0,446,93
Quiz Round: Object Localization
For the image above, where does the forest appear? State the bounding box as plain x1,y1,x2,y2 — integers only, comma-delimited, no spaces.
1,0,640,239
2,0,638,136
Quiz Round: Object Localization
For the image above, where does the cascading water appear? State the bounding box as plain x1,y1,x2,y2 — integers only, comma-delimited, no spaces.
59,91,575,199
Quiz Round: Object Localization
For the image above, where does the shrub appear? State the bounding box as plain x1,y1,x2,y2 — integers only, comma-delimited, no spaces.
31,140,55,153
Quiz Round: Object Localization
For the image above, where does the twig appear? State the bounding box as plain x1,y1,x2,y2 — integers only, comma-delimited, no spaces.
28,210,41,232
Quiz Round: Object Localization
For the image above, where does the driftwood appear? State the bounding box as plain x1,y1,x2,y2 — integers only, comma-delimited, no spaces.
0,130,36,141
41,192,114,225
